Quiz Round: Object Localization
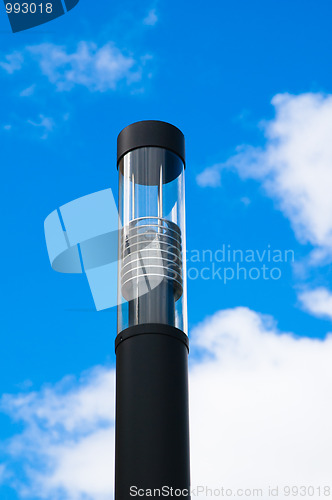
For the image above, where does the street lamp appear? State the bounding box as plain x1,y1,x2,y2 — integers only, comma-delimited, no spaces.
115,120,190,498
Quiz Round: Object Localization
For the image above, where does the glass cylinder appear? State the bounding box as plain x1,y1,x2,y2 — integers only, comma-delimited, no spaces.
117,146,187,334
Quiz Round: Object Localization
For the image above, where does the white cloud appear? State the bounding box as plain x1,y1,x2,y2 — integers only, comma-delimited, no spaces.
2,308,332,498
143,9,158,26
198,93,332,258
20,84,36,97
196,165,222,187
240,196,251,206
28,114,55,140
3,124,12,131
0,464,7,484
1,366,115,499
0,51,23,74
0,41,145,93
190,307,332,492
298,287,332,321
27,41,141,92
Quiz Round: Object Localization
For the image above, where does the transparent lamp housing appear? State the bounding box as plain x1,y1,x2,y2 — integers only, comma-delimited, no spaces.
118,147,187,334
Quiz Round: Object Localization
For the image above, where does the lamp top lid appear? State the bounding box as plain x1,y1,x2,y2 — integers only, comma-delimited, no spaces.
117,120,185,167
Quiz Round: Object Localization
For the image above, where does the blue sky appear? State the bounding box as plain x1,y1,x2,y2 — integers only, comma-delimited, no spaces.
1,1,332,498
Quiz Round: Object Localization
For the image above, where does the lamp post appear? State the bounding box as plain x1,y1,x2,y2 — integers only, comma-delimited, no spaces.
115,121,190,499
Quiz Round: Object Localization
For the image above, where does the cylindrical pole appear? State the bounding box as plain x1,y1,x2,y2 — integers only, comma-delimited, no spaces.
115,121,190,499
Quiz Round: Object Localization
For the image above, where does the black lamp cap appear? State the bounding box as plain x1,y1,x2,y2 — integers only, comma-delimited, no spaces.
117,120,185,167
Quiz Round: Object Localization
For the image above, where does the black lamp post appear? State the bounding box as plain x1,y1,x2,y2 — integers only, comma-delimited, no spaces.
115,121,191,499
